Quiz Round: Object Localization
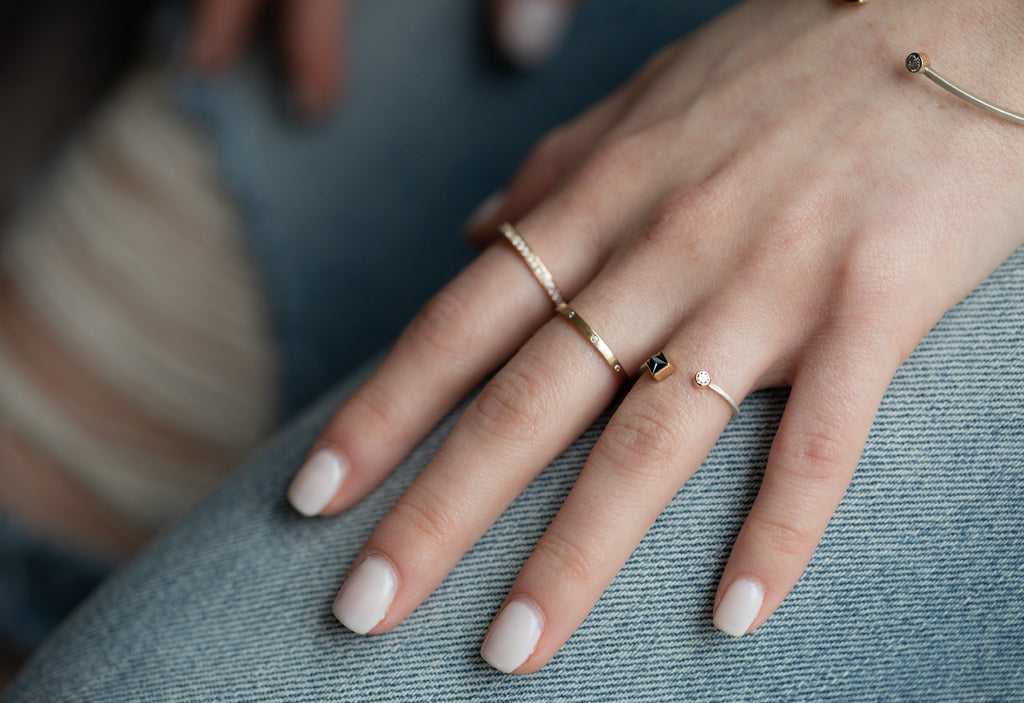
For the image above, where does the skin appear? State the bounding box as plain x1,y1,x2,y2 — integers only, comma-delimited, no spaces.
296,0,1024,673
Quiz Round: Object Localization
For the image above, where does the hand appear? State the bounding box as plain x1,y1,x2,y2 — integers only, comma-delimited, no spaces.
187,0,579,117
285,0,1024,673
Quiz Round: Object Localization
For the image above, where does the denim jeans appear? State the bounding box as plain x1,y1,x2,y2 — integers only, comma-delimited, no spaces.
5,0,1024,700
4,245,1023,702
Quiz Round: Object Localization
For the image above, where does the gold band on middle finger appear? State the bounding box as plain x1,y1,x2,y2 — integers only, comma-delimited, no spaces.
559,304,629,383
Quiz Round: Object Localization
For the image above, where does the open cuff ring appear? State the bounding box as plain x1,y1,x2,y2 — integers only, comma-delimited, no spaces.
644,353,740,420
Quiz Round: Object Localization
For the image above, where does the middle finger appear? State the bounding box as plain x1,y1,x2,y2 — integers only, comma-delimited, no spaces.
328,232,695,635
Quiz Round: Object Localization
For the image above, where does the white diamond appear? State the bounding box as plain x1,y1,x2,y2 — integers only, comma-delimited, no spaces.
695,371,711,386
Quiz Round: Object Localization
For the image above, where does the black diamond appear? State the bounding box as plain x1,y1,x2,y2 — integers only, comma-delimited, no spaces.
646,352,670,376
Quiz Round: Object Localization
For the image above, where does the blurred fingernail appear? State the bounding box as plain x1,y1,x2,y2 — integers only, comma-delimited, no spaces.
714,578,764,637
481,597,543,673
287,448,346,516
333,555,398,634
498,0,572,70
464,189,506,234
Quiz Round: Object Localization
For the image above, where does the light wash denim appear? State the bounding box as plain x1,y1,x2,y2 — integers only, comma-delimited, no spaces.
4,246,1023,702
5,0,1024,700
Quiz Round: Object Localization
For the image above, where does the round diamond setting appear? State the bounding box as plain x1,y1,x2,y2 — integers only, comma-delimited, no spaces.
695,370,712,387
906,53,924,73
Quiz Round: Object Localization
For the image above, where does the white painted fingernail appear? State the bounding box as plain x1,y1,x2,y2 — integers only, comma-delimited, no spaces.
332,555,398,635
714,578,764,637
498,0,572,70
287,448,346,517
481,597,544,673
464,189,506,233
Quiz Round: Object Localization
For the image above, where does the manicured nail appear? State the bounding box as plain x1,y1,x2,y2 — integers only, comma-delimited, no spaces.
498,0,572,70
464,189,506,234
714,578,764,637
332,555,398,635
481,597,544,673
287,448,346,517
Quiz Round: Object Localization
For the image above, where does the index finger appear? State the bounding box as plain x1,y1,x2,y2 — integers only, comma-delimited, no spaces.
285,214,603,519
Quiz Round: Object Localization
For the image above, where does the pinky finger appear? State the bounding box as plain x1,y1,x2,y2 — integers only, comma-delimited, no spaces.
713,337,898,637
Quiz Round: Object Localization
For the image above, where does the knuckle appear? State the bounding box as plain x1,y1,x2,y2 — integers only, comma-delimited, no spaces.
345,380,407,434
468,362,552,444
640,192,705,251
595,408,684,485
528,125,576,174
532,532,597,590
389,487,460,550
407,284,481,364
579,130,651,183
746,513,813,560
774,418,852,484
633,170,731,257
753,199,825,273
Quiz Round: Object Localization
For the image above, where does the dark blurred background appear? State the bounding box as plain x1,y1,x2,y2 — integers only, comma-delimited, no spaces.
0,1,157,224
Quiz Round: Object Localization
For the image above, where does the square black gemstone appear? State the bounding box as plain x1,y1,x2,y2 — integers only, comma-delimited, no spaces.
646,352,670,376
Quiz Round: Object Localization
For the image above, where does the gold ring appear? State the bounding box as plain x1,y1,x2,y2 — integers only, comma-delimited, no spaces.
644,353,740,420
643,352,675,381
559,305,628,383
500,223,626,383
499,222,567,310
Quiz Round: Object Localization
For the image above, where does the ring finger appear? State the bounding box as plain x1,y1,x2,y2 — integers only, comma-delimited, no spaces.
328,231,707,635
479,287,793,673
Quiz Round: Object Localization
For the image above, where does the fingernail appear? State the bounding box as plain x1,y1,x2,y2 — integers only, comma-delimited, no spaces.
333,555,398,635
481,597,544,673
287,448,347,517
464,189,506,234
498,0,572,70
714,578,764,637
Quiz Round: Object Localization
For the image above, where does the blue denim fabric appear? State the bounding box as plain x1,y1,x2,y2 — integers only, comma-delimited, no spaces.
177,0,734,417
4,246,1022,702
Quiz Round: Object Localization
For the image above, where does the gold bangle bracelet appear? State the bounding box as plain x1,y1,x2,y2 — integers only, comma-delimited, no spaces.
558,304,629,383
906,52,1024,127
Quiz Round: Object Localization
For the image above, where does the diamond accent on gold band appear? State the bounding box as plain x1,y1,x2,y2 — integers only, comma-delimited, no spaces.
499,222,567,310
559,304,628,383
